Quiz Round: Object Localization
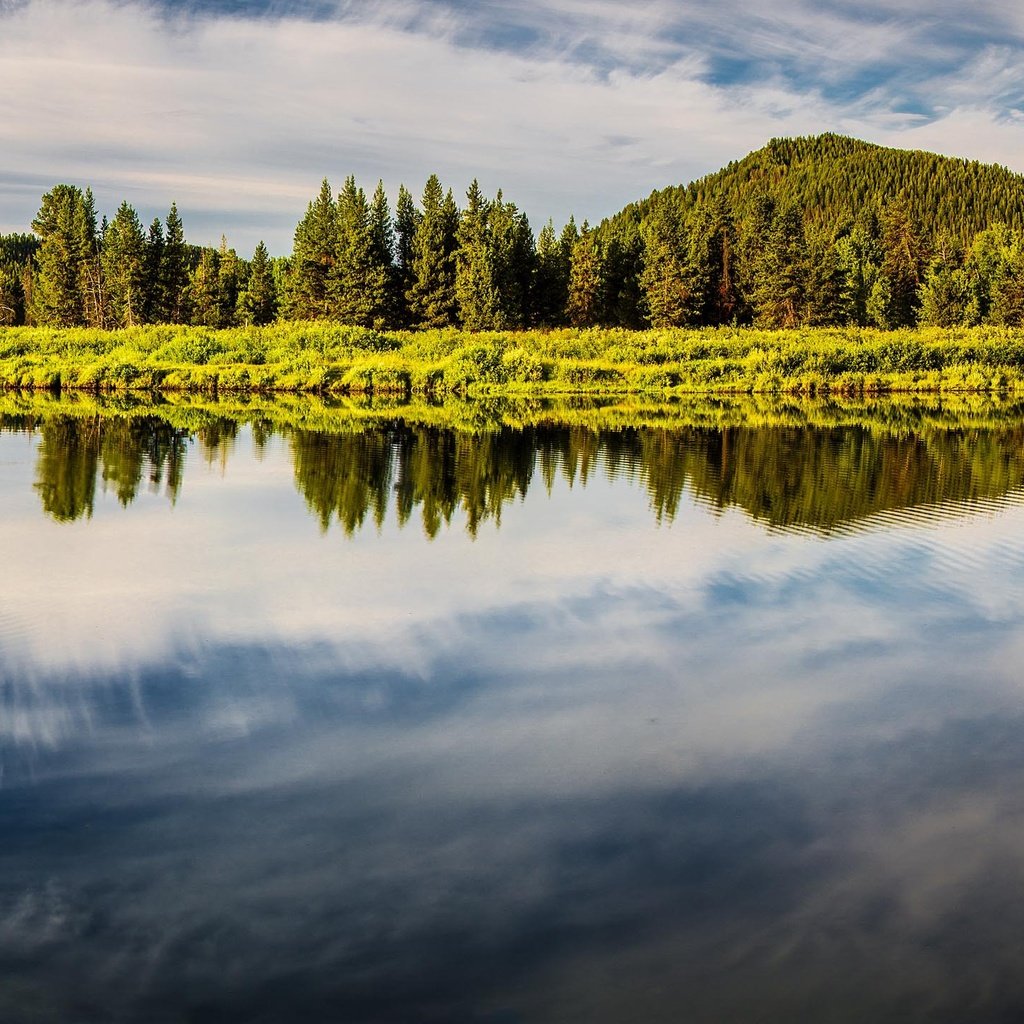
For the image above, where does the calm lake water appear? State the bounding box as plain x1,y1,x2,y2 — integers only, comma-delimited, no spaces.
3,395,1024,1022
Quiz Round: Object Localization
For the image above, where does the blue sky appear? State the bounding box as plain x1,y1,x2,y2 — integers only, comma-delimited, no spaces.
1,0,1023,252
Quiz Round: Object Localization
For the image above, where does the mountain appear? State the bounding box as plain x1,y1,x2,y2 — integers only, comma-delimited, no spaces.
611,133,1024,244
584,133,1024,330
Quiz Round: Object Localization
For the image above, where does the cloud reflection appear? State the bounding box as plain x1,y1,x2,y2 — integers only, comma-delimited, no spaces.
2,405,1024,1019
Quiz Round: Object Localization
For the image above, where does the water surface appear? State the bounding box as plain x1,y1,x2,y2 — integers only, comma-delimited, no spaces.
2,395,1024,1022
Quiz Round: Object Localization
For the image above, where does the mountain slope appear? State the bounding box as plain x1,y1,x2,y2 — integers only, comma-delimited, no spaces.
609,133,1024,243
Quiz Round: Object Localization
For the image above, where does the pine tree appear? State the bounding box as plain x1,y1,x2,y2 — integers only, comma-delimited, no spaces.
495,200,535,328
369,180,399,326
688,199,740,325
187,248,221,327
455,180,500,330
287,179,338,319
216,237,241,328
567,225,603,327
101,201,148,328
640,198,689,327
804,231,852,326
877,198,927,327
919,249,969,326
237,241,278,326
31,184,93,326
332,175,391,327
962,224,1011,325
78,188,105,328
534,219,572,326
835,219,882,326
989,241,1024,326
394,184,420,327
161,203,190,324
0,263,24,325
407,175,458,328
143,217,165,323
751,202,808,328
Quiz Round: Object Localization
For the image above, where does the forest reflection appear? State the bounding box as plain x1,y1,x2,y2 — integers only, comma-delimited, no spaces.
7,397,1024,534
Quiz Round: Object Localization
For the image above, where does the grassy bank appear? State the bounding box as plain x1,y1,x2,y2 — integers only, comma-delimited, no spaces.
4,323,1024,397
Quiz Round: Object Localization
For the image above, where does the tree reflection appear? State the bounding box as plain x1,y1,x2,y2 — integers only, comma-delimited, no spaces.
31,415,187,520
14,403,1024,534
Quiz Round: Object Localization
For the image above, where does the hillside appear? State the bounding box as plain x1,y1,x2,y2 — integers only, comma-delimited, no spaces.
614,133,1024,244
587,133,1024,330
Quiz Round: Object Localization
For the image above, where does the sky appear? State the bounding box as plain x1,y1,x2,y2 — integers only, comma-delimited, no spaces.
1,0,1024,253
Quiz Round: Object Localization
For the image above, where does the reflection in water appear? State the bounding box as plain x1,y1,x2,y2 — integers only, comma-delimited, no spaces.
3,395,1024,1021
31,414,187,520
11,396,1024,534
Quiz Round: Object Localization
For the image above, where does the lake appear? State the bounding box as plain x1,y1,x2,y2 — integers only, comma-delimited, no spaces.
3,393,1024,1022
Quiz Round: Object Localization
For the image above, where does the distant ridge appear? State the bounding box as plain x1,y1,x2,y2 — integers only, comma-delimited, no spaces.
609,133,1024,242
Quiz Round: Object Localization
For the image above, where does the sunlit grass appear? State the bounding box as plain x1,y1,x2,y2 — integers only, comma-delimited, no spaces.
3,323,1024,396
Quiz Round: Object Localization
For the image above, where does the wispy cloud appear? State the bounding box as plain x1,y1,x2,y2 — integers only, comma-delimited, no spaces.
0,0,1022,251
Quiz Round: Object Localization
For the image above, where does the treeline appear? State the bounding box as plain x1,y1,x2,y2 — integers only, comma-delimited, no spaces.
12,407,1024,534
5,134,1024,333
0,188,279,330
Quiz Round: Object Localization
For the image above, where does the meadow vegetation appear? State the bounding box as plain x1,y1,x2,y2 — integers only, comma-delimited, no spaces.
4,322,1024,398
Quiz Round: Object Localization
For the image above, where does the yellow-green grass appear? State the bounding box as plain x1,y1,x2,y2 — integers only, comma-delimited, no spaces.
4,323,1024,397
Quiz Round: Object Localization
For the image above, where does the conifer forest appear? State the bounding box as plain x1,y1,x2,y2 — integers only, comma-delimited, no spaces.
6,134,1024,396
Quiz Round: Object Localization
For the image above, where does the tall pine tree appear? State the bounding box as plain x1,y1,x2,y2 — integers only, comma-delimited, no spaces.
406,175,458,328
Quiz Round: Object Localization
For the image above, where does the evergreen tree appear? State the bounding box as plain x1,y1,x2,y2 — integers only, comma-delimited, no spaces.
690,199,741,325
751,202,808,328
407,175,458,328
31,184,93,326
877,198,926,327
101,201,147,328
332,176,390,327
455,180,500,330
287,179,338,319
161,202,190,324
0,263,24,325
989,241,1024,326
369,180,399,326
216,237,241,328
187,248,222,327
919,249,969,327
805,231,852,326
78,188,105,328
567,225,604,327
494,200,536,328
143,217,165,324
394,184,420,327
237,241,278,325
962,224,1011,325
640,196,694,327
834,218,882,326
534,219,572,326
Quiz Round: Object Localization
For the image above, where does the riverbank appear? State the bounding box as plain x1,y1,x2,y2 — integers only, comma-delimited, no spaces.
4,323,1024,397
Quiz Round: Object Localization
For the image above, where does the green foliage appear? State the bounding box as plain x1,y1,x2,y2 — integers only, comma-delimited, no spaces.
287,179,337,320
6,323,1024,399
13,133,1024,335
102,201,148,328
407,175,459,328
237,242,278,326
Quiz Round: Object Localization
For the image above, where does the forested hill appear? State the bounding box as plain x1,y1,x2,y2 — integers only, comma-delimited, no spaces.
6,133,1024,333
612,134,1024,244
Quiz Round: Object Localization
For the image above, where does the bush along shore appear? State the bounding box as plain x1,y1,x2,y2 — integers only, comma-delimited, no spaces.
4,324,1024,398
